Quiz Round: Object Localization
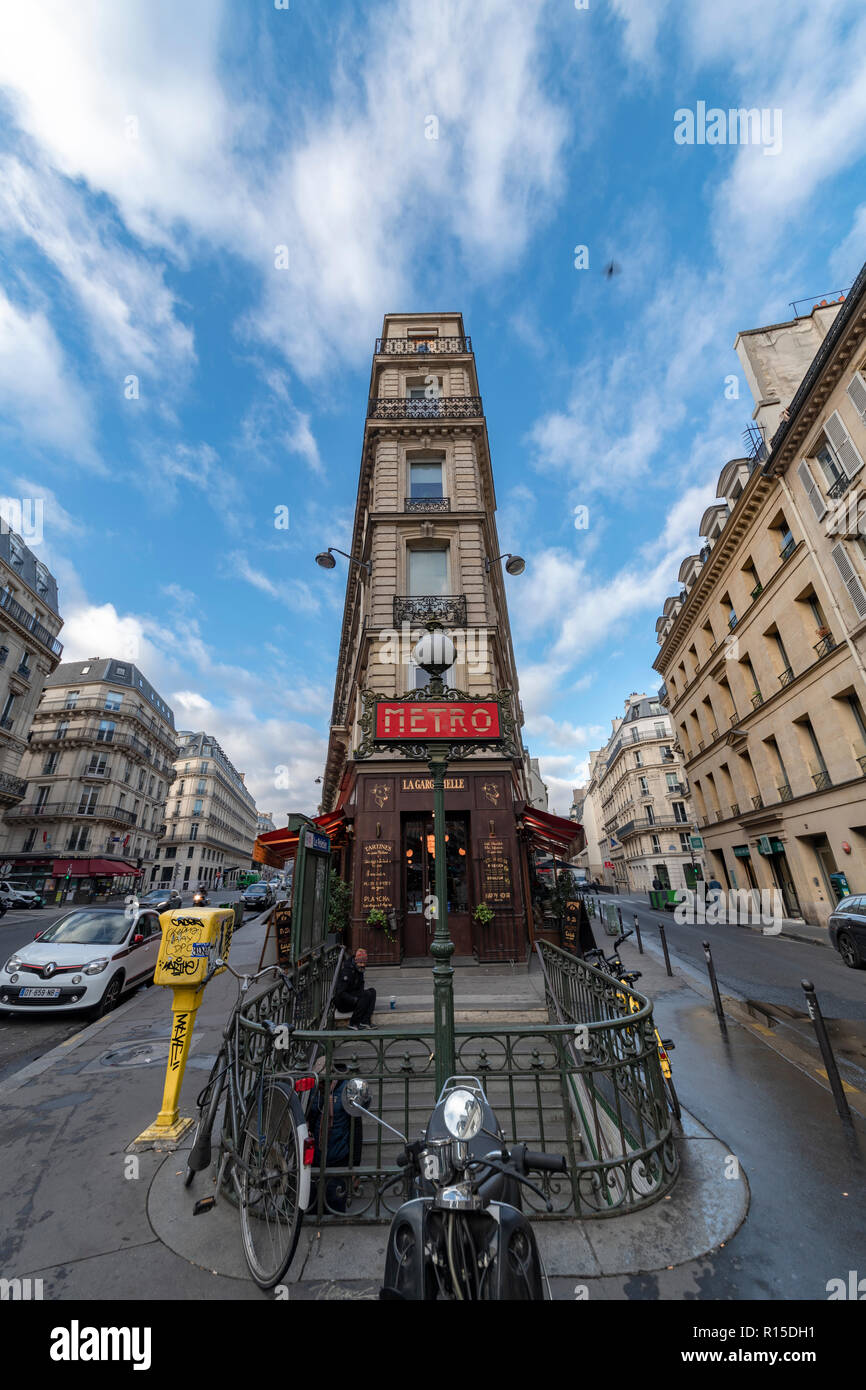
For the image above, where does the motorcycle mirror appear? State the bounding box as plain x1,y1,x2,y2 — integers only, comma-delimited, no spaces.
341,1077,371,1116
442,1088,484,1142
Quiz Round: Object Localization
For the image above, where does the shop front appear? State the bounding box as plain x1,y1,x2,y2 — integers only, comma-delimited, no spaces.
349,766,526,963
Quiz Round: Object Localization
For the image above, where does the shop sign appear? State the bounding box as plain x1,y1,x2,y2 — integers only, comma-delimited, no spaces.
401,776,466,791
733,845,751,858
375,700,501,741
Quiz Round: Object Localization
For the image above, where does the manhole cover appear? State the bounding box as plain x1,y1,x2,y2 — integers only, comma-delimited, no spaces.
99,1040,171,1068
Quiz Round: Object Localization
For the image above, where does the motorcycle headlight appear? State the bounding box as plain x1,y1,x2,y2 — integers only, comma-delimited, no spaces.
442,1089,484,1141
84,957,110,976
4,956,22,974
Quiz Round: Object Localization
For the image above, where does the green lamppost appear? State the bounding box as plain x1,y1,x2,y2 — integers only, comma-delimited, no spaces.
411,626,458,1092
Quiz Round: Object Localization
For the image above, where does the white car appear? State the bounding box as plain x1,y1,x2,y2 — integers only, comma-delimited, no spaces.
0,879,44,909
0,906,163,1018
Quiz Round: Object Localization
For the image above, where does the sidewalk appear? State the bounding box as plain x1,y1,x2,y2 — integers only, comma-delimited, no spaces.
0,916,748,1301
606,888,830,949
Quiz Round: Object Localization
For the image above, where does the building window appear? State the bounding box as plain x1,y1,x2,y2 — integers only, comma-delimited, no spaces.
408,546,449,595
409,459,444,500
64,691,79,709
97,720,116,743
22,830,37,852
651,835,661,854
679,832,691,852
105,691,123,712
187,847,194,858
666,773,679,792
35,563,50,596
189,824,199,840
1,691,17,725
9,535,24,568
673,801,688,823
43,752,59,774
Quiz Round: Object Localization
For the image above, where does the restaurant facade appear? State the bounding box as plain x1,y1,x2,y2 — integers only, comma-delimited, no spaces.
255,313,582,961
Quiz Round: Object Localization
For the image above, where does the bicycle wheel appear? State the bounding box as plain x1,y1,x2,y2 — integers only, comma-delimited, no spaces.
238,1079,305,1289
664,1073,681,1123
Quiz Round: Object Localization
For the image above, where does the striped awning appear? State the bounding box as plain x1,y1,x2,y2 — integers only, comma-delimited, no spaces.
521,808,584,856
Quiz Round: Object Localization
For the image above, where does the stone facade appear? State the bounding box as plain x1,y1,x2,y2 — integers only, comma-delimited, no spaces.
655,265,866,926
0,528,63,823
155,731,258,891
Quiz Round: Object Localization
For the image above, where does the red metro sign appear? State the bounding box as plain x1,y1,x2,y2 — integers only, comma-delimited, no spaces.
375,700,501,741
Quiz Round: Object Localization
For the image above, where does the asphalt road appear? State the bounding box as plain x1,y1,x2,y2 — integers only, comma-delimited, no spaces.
599,891,866,1020
0,891,249,1084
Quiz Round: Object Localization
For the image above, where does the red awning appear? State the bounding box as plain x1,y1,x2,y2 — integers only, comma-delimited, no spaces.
521,809,584,856
51,858,141,878
252,810,350,869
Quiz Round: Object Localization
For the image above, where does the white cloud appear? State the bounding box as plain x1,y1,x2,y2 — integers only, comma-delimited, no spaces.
0,155,194,385
227,553,321,616
0,288,99,466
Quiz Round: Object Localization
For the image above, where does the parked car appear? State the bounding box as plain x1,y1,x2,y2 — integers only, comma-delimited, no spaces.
241,882,274,912
0,880,44,909
828,896,866,969
137,889,182,913
0,906,163,1018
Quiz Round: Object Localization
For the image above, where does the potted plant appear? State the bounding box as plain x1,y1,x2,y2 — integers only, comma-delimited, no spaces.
816,625,831,638
472,902,494,926
328,870,352,934
366,906,397,942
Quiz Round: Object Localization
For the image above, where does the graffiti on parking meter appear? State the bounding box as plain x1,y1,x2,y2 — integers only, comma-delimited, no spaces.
170,1013,190,1070
155,911,234,987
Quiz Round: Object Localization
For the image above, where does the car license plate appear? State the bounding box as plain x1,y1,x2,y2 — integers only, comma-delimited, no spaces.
19,987,61,999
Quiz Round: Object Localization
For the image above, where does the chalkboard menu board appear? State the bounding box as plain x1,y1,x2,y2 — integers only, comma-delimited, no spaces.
562,899,581,953
480,836,512,906
360,841,394,914
275,904,293,965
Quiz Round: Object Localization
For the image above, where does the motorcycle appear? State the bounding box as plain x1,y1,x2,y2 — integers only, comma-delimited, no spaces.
192,890,210,907
341,1074,567,1300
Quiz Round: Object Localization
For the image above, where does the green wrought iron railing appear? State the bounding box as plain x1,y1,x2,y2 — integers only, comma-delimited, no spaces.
232,939,680,1224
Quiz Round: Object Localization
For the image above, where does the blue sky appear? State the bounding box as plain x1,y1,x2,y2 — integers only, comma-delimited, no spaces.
1,0,865,815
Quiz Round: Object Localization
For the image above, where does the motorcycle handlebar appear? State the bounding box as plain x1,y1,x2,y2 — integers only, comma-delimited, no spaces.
521,1149,568,1174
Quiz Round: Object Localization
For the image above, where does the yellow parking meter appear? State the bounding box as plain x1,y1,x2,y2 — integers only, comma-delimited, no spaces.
133,907,234,1144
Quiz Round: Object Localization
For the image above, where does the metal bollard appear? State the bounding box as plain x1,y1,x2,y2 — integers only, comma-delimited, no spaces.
616,905,623,931
801,980,852,1123
633,913,644,955
701,939,727,1032
658,919,673,976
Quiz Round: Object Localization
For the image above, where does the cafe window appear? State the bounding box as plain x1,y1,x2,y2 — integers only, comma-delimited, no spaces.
408,546,449,595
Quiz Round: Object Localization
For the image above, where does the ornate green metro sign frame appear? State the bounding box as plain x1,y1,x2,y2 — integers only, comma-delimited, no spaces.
355,685,519,762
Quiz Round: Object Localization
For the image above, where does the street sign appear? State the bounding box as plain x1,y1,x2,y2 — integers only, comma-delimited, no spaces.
374,699,501,741
690,835,704,849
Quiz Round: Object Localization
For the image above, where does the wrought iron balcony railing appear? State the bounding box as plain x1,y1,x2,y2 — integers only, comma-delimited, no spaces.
750,581,763,601
0,769,27,801
368,395,483,421
6,801,137,824
778,666,795,687
812,770,833,791
0,587,62,657
779,537,797,562
777,782,793,801
814,634,836,658
375,336,472,355
404,497,451,512
0,716,13,731
730,802,740,816
826,475,851,500
751,794,764,809
751,689,764,708
393,594,467,626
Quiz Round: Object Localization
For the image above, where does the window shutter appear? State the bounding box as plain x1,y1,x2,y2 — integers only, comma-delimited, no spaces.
797,459,827,519
831,542,866,620
847,372,866,423
825,410,864,478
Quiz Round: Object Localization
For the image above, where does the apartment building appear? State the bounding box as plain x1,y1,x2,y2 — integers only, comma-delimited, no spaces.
655,260,866,926
5,659,174,898
319,311,581,962
257,811,277,835
155,731,258,892
0,527,63,822
592,694,700,893
574,751,606,883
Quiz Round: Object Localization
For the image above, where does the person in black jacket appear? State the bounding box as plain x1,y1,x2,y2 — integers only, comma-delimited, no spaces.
335,947,376,1028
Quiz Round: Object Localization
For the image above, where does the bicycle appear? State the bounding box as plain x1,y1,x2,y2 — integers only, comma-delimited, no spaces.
585,930,681,1122
183,957,314,1288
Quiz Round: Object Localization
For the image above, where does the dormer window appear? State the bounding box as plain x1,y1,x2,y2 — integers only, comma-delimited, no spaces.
9,535,24,568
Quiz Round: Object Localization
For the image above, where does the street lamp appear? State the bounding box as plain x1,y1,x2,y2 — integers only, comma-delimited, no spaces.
315,546,371,577
412,622,459,1090
484,552,526,576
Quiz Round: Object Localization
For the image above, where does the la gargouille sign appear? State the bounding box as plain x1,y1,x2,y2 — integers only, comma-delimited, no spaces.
375,700,501,740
